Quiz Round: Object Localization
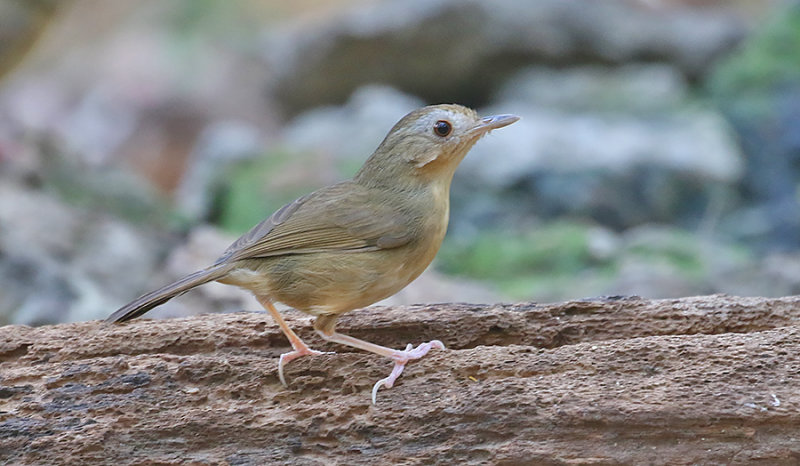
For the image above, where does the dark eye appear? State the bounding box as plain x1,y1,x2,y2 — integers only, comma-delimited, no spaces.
433,120,452,137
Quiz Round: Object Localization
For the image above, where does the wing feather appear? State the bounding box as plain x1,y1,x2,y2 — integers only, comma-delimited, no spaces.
216,181,414,264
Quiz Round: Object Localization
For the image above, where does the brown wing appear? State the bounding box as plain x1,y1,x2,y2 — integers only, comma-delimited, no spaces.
215,181,414,264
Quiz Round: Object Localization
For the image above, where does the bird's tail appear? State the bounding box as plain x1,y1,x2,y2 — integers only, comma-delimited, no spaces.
106,264,230,323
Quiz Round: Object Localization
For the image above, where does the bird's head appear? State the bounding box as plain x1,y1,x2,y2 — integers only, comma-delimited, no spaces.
355,104,519,189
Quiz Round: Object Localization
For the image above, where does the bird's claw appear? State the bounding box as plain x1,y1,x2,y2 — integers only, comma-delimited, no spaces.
372,340,445,404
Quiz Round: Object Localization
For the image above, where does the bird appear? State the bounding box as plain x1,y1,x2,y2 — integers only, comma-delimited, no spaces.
107,104,519,403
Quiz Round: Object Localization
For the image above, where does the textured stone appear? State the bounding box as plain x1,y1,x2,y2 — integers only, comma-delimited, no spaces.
2,295,800,464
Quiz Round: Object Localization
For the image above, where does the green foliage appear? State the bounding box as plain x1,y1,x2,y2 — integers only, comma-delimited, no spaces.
215,149,318,234
437,221,750,300
438,222,592,278
167,0,257,39
625,230,708,279
708,3,800,115
437,222,615,298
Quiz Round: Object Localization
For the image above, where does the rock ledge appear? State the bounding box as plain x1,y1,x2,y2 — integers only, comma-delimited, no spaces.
2,295,800,464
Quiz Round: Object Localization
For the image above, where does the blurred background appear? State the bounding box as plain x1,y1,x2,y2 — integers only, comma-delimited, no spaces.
1,0,799,326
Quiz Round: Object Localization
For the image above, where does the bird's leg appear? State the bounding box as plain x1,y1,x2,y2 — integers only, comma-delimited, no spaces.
313,315,445,404
256,297,331,386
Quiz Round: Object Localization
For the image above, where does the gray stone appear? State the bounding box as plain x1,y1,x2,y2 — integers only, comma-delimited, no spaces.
175,121,264,222
454,64,744,229
266,0,747,114
378,266,501,307
0,180,166,325
136,226,261,320
496,64,688,112
462,105,743,187
282,85,423,163
273,65,744,232
466,64,743,182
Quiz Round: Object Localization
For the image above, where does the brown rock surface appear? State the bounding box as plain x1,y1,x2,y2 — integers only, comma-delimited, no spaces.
2,295,800,464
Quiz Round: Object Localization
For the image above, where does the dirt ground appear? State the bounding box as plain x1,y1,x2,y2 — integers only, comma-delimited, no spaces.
2,295,800,464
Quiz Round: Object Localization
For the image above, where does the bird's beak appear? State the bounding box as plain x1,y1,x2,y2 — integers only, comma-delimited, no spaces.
470,114,521,136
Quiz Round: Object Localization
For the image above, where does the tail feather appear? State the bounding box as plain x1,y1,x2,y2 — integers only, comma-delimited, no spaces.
106,265,230,323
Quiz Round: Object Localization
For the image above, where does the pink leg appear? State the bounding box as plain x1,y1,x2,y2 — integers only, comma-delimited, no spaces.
257,297,333,386
370,340,445,404
313,315,445,403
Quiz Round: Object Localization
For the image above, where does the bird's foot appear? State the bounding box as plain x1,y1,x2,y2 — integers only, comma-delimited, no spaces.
278,346,335,387
371,340,445,404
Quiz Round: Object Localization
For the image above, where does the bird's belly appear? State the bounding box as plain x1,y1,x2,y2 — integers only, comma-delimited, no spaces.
225,246,437,316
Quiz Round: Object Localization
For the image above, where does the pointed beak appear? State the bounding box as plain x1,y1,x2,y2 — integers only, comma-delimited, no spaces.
470,114,520,135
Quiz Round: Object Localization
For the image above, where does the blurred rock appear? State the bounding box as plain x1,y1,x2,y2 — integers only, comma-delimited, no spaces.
579,225,800,301
706,2,800,250
757,253,800,295
279,67,743,232
379,266,501,307
466,104,741,186
0,0,792,326
719,89,800,249
266,0,747,115
436,216,800,302
0,250,75,327
607,225,735,298
283,85,423,164
0,0,58,79
0,1,276,196
206,85,424,232
137,226,261,320
495,64,689,112
0,180,167,325
713,252,800,298
175,121,264,223
455,64,743,230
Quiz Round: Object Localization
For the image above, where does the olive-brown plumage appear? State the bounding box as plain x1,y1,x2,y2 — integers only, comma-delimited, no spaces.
107,104,519,402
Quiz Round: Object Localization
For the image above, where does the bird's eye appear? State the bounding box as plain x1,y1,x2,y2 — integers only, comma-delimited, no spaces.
433,120,452,137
